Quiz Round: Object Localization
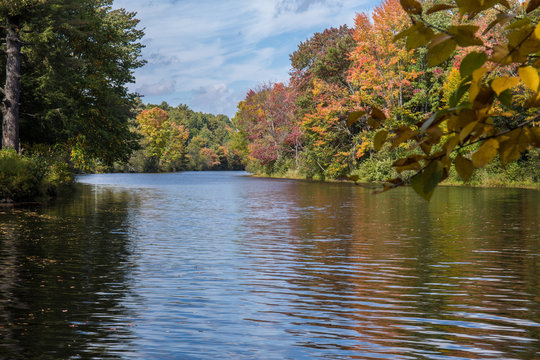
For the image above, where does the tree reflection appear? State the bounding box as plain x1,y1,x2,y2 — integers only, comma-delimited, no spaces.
0,185,139,359
239,180,540,359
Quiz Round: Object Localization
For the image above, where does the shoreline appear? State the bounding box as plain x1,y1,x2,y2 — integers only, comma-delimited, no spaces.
249,173,540,190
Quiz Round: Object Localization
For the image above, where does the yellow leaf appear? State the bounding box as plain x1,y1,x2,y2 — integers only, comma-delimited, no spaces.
405,23,435,50
499,141,521,167
507,18,531,31
491,77,520,96
371,107,387,121
535,22,540,40
448,25,482,47
445,135,461,156
508,26,534,48
420,143,432,155
454,154,474,181
484,13,515,35
490,45,512,65
519,66,540,91
427,37,457,67
373,129,389,151
459,121,478,143
498,129,527,167
469,67,487,103
367,118,380,129
526,126,540,147
393,155,423,173
391,126,418,149
471,139,499,168
347,111,366,127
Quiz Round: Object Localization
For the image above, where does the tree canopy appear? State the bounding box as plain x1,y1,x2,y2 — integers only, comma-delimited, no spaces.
0,0,145,168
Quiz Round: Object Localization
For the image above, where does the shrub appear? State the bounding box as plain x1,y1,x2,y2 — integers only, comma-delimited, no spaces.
0,149,44,201
0,147,75,202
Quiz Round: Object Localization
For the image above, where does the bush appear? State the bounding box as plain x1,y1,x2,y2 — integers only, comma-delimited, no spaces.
0,149,44,201
0,147,75,202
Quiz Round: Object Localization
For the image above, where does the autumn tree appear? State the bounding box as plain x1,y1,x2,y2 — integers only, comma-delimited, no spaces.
136,107,189,172
301,79,361,178
290,26,355,118
348,0,416,114
287,26,361,178
359,0,540,199
234,83,300,172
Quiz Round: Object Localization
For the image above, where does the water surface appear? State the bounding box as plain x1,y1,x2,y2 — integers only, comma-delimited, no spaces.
0,172,539,359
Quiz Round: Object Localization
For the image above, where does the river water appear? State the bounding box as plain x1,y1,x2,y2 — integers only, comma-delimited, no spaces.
0,171,539,359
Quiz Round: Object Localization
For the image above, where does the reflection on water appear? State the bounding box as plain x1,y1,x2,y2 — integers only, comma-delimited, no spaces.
0,171,539,359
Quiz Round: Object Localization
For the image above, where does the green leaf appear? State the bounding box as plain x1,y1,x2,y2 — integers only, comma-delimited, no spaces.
373,129,389,151
497,89,513,108
449,84,469,107
460,52,487,77
410,160,444,201
454,154,474,181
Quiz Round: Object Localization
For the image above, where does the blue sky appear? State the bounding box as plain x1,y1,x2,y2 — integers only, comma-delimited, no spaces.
113,0,380,117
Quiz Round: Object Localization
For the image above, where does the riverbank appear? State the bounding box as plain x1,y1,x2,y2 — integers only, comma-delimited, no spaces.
249,170,540,190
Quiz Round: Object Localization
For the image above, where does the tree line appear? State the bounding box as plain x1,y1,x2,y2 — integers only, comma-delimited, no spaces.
124,102,244,173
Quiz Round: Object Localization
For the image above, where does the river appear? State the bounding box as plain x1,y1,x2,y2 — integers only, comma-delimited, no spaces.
0,171,539,359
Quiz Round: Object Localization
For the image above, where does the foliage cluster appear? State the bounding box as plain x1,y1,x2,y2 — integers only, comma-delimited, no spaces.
124,102,243,173
234,0,540,192
0,148,73,202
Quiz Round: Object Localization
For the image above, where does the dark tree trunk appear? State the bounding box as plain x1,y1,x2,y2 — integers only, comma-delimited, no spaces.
2,24,21,152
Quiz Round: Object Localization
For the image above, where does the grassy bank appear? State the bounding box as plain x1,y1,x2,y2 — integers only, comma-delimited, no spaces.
0,149,75,204
249,151,540,191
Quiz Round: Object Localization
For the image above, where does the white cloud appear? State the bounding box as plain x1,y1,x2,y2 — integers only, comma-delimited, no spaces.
137,79,176,96
190,83,238,116
113,0,378,116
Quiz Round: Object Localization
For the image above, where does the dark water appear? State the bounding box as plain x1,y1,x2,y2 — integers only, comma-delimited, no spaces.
0,172,539,359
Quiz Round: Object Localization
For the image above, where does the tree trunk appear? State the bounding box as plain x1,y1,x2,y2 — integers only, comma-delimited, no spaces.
2,24,21,152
